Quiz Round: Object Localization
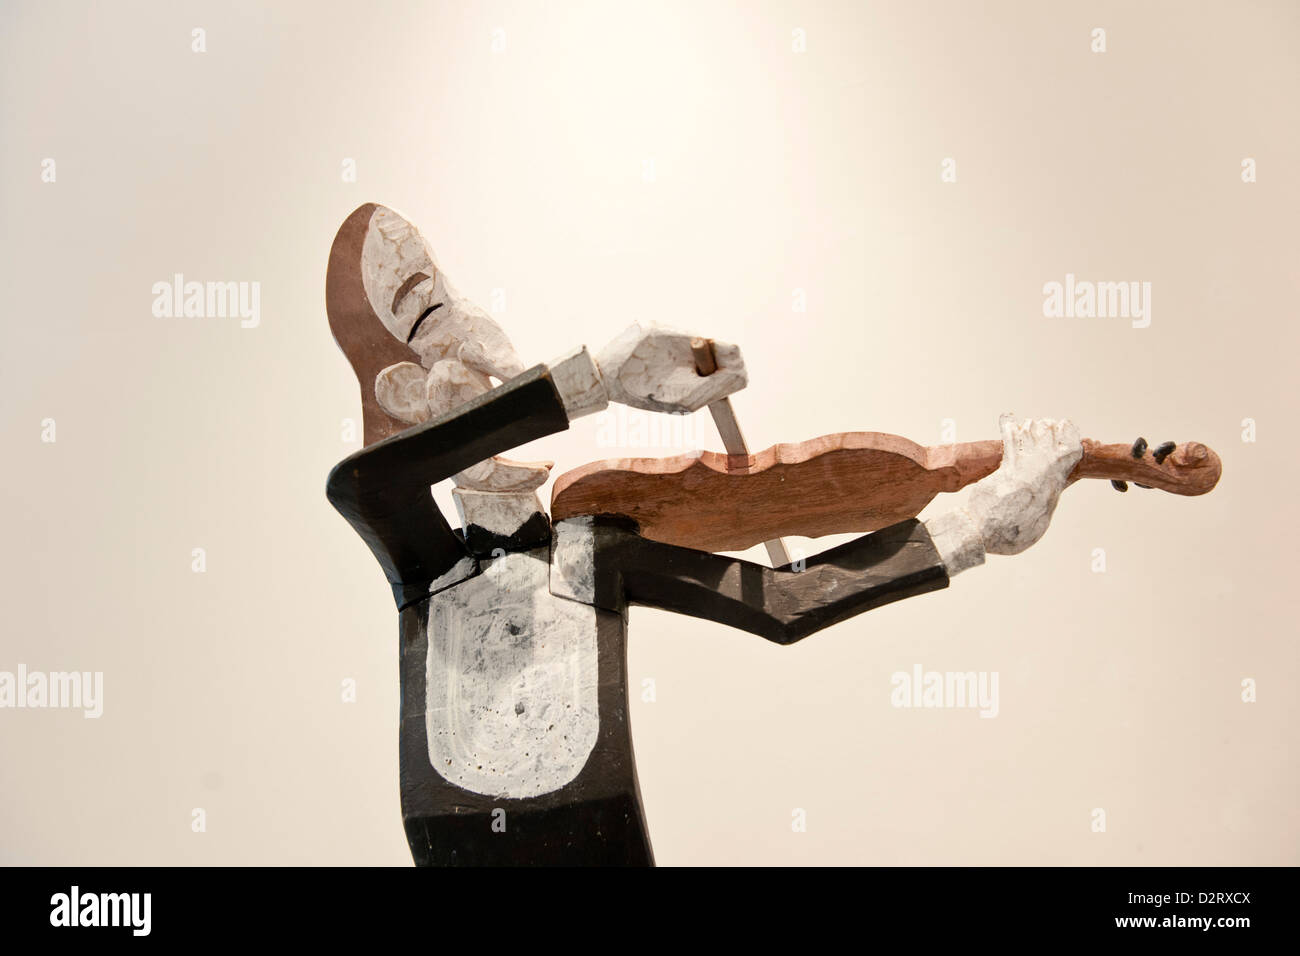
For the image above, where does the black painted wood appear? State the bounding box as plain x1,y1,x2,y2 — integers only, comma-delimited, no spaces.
462,510,552,557
326,363,570,608
398,585,655,866
580,516,950,644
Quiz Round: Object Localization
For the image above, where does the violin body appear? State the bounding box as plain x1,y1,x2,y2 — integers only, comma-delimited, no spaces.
550,431,1222,553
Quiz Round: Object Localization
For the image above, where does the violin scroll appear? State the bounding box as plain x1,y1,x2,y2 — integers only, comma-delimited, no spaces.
1069,439,1222,496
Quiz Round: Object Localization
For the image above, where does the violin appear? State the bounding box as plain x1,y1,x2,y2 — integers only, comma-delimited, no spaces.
551,430,1222,553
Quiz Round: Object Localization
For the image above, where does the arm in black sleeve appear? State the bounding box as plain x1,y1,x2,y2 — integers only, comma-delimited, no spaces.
327,363,570,608
576,517,949,644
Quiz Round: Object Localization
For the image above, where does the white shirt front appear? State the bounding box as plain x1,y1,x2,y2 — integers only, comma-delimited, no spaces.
424,547,600,799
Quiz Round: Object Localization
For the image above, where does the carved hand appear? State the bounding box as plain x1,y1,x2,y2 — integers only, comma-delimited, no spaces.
966,414,1083,555
595,323,747,414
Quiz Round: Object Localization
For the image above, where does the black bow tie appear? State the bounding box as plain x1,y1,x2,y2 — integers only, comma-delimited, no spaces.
460,511,552,557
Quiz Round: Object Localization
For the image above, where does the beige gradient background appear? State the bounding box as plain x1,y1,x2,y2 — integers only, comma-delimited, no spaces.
1,0,1296,865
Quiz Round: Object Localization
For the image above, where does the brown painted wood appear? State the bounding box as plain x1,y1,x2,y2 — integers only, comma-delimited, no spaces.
550,432,1222,553
690,337,718,375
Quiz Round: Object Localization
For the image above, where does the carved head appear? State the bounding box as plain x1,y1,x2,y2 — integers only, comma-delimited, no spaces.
327,203,526,445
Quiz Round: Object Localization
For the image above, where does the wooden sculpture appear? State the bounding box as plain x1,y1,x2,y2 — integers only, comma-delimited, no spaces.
325,203,1222,867
551,429,1222,552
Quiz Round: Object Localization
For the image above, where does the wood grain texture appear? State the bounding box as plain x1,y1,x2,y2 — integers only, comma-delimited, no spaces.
550,432,1222,553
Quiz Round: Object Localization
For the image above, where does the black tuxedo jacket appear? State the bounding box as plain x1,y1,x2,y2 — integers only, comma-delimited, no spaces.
328,364,949,865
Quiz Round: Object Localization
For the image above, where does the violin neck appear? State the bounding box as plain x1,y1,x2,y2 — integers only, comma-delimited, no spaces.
955,438,1221,497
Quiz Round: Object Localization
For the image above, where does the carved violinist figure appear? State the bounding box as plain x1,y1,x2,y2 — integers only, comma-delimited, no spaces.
325,204,1220,866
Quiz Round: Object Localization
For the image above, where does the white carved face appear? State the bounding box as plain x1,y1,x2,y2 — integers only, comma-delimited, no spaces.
359,205,525,381
361,205,549,495
360,205,446,349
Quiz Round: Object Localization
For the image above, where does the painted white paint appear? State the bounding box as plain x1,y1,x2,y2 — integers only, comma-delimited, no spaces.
426,548,600,799
923,508,985,577
550,516,597,605
375,361,431,424
594,322,747,414
429,555,478,596
359,205,439,345
928,415,1082,571
360,206,525,381
452,489,546,537
362,204,549,492
547,346,608,420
